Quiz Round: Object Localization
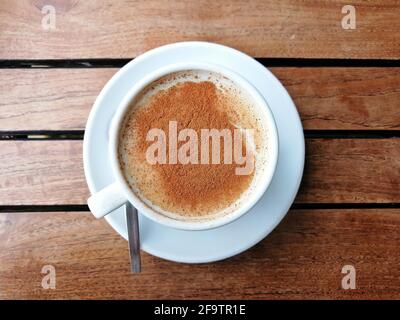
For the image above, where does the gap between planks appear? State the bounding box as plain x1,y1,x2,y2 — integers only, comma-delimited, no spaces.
1,130,400,140
0,58,399,69
1,203,400,213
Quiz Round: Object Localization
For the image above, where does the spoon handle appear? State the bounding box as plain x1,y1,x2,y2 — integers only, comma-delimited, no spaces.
126,203,141,273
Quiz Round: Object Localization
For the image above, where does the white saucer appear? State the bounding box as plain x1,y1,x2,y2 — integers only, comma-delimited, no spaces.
83,42,305,263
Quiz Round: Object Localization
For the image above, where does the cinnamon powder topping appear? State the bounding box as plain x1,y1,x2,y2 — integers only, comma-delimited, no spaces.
120,77,256,217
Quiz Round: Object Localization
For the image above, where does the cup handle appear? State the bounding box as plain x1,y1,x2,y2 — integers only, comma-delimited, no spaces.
88,182,127,219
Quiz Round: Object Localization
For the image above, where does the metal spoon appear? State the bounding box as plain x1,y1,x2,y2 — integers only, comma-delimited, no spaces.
125,203,141,273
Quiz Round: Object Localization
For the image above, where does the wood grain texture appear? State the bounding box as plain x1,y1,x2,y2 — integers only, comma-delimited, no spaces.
0,139,399,205
0,140,84,205
1,67,399,131
274,67,400,130
0,210,399,299
0,0,399,59
0,69,117,131
298,138,400,203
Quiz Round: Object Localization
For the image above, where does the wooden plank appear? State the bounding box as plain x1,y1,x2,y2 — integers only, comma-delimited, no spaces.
0,0,399,59
274,67,400,130
1,68,399,131
0,139,399,205
0,209,399,299
0,69,117,131
297,138,400,203
0,140,85,205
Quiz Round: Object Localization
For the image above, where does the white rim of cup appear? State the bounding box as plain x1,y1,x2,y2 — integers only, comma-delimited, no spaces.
109,62,279,231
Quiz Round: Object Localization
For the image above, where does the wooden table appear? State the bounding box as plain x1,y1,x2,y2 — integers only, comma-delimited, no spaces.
0,0,399,300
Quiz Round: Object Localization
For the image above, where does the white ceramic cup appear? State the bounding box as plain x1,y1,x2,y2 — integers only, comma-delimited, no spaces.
87,62,278,230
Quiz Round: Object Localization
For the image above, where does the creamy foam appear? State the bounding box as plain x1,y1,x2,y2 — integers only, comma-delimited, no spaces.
119,70,270,221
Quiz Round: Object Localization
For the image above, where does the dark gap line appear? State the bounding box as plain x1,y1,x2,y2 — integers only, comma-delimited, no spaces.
0,58,399,69
0,203,399,213
304,130,400,139
1,130,399,140
0,131,84,140
291,203,400,210
0,59,130,69
257,58,400,68
0,205,89,212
